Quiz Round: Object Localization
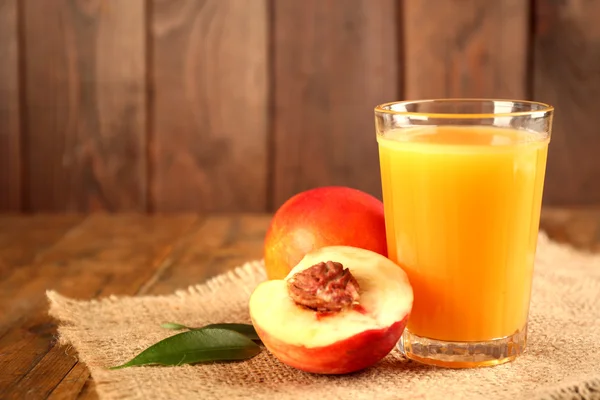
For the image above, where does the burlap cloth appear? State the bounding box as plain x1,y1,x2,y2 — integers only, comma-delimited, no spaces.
47,232,600,400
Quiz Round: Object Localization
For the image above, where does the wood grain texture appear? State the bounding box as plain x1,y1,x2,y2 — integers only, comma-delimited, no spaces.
0,0,21,211
72,381,98,400
533,0,600,206
271,0,398,209
151,0,268,212
47,362,90,400
22,0,147,212
0,215,198,398
0,215,83,331
0,215,82,267
144,214,271,295
5,344,79,399
43,214,270,399
404,0,529,99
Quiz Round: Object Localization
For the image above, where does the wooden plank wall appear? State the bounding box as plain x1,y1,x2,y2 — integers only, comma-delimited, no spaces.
0,0,599,213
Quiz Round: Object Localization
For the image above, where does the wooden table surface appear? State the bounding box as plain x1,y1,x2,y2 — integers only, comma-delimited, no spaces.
1,209,599,399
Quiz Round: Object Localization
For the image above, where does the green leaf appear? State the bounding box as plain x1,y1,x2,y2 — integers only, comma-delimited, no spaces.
202,323,260,341
160,322,260,341
160,322,189,330
109,328,261,369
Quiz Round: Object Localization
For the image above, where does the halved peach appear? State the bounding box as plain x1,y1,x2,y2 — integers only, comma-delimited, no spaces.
249,246,413,374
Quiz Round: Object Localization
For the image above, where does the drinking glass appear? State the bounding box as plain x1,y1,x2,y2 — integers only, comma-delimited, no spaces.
374,99,553,368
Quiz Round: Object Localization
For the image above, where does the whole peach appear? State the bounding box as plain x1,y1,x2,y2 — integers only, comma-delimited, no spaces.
264,186,387,280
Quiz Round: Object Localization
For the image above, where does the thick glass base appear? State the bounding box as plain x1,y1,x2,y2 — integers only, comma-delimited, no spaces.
398,325,527,368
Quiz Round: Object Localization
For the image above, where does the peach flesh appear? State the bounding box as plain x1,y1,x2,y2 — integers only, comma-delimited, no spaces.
264,186,387,280
250,246,413,374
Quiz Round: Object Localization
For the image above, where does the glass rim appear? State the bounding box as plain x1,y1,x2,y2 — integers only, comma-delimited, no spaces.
374,98,554,119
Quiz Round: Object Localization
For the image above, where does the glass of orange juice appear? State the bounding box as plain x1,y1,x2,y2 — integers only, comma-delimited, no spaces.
374,99,553,368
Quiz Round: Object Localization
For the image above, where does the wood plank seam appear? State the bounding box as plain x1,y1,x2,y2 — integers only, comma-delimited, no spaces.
16,0,26,212
136,216,207,295
28,217,95,267
46,360,80,399
1,340,59,396
266,0,276,213
396,0,404,101
47,361,92,399
525,0,536,99
144,0,154,214
35,345,80,399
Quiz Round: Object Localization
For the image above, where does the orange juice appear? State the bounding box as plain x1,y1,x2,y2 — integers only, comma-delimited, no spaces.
377,126,548,342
